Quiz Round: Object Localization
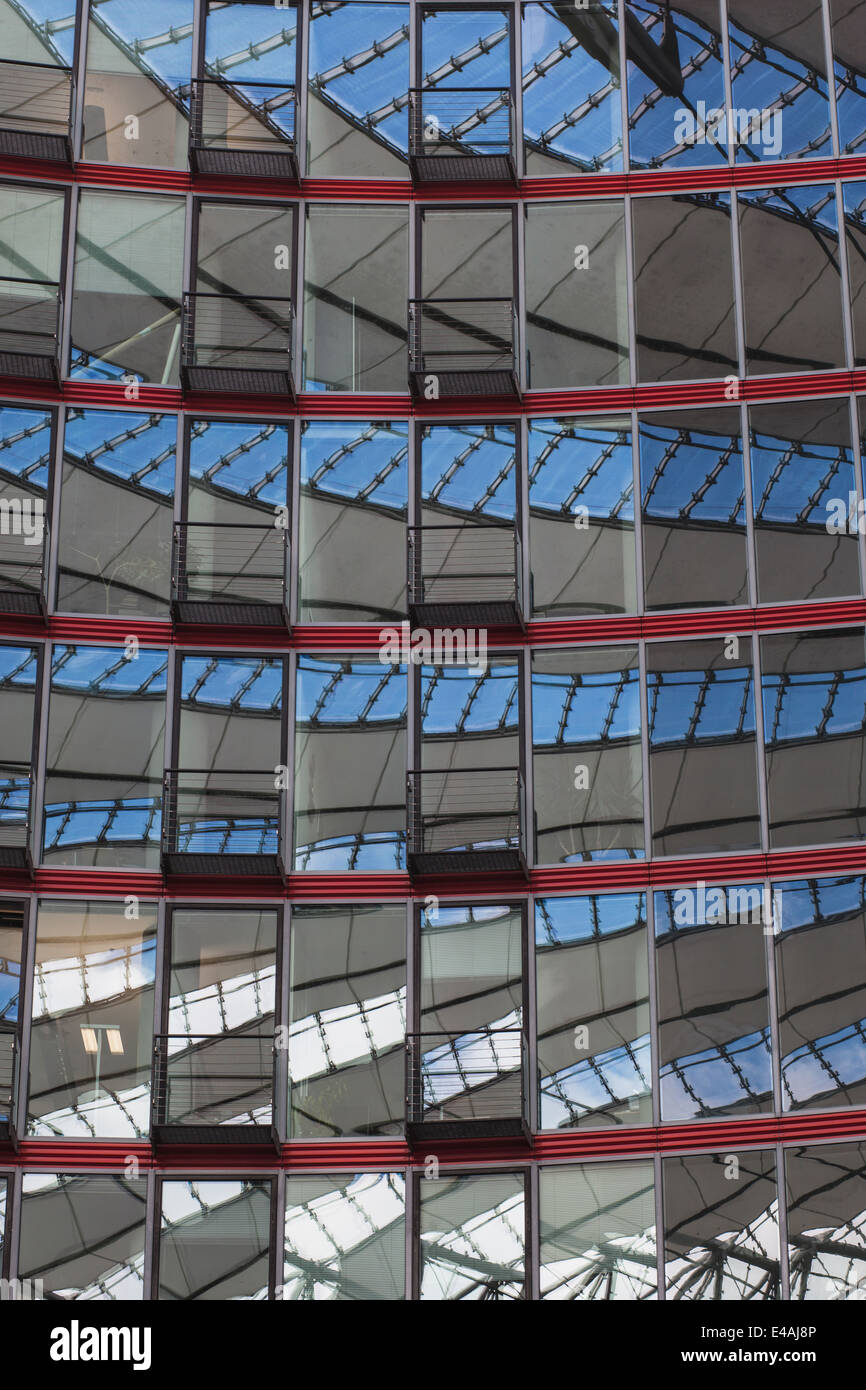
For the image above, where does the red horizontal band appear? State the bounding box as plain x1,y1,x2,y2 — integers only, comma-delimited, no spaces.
1,151,864,202
7,1106,866,1172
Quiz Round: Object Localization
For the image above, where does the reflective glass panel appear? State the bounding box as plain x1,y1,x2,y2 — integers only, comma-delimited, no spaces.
307,2,409,176
786,1142,866,1299
663,1150,780,1299
626,1,728,171
844,181,866,366
419,1172,525,1300
728,0,831,163
522,1,622,175
540,1160,657,1299
283,1173,405,1299
830,0,866,156
158,1179,272,1300
18,1173,147,1300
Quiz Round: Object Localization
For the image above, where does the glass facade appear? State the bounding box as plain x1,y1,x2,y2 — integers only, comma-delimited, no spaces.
0,0,864,1306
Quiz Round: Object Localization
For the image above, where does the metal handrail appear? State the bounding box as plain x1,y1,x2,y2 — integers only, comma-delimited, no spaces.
172,520,289,607
0,762,32,850
0,276,62,361
0,58,73,136
151,1031,276,1130
190,76,296,149
405,1026,526,1126
182,291,293,373
407,765,525,860
162,768,282,859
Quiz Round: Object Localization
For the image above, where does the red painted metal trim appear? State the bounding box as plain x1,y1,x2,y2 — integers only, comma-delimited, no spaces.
1,152,865,201
7,1109,866,1172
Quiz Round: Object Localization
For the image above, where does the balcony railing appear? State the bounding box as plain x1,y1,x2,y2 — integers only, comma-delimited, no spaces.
0,509,49,616
172,522,290,627
0,277,62,380
408,298,519,398
189,77,297,177
407,766,527,875
408,523,524,628
180,291,294,395
406,1027,529,1141
151,1032,278,1147
408,87,515,182
0,763,33,872
0,1028,18,1145
0,58,73,161
161,769,284,877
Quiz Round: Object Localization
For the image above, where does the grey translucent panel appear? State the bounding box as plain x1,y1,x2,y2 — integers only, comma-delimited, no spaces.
523,2,622,175
632,194,737,382
0,404,52,570
420,657,520,772
640,407,746,610
158,1179,272,1300
56,409,175,617
168,909,277,1036
421,208,513,300
525,201,629,388
0,0,74,63
307,1,408,177
43,644,167,869
647,637,760,855
663,1150,780,1299
298,421,408,622
18,1173,147,1300
529,416,636,618
540,1160,657,1299
288,904,405,1137
419,1172,525,1300
786,1142,866,1299
626,1,728,172
654,884,772,1122
177,653,283,773
0,641,38,770
728,0,831,163
845,182,866,367
187,418,290,532
738,185,846,377
420,902,522,1035
774,875,866,1111
195,202,294,297
532,647,643,863
203,1,296,81
761,630,866,849
0,182,65,282
293,655,406,871
750,399,859,604
283,1173,405,1299
535,893,651,1128
830,0,866,155
303,205,408,391
82,0,193,168
421,422,516,523
27,900,157,1140
70,191,185,385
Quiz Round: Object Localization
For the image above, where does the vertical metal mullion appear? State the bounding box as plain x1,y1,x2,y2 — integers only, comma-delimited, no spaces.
764,875,783,1118
296,0,310,178
525,894,538,1136
403,900,415,1299
512,0,524,181
30,640,53,868
45,406,65,615
729,189,748,384
294,194,307,398
740,397,758,611
525,1164,539,1301
751,630,771,856
521,645,534,870
273,1169,286,1300
14,895,39,1144
616,0,629,172
776,1141,791,1301
718,0,736,170
72,0,91,160
637,637,652,864
837,178,857,372
654,1151,665,1300
289,416,302,624
645,881,660,1128
515,196,526,393
631,405,644,619
143,1170,159,1300
275,902,291,1140
58,185,79,380
283,649,297,877
6,1170,22,1284
821,0,841,159
623,192,637,392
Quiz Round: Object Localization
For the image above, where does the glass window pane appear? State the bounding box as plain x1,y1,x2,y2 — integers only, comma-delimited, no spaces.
525,201,629,388
303,205,408,391
774,874,866,1111
289,904,405,1137
82,0,194,168
27,899,157,1139
294,655,406,870
529,416,635,618
1,0,75,63
421,208,513,300
203,1,297,83
647,637,760,855
540,1160,656,1299
195,201,294,297
640,407,746,610
761,629,866,848
728,0,831,162
0,181,64,283
0,405,52,612
533,647,643,863
57,409,176,617
523,1,622,176
738,185,845,376
283,1173,405,1299
307,2,409,177
18,1173,146,1300
0,640,38,770
626,1,728,171
663,1150,780,1299
71,191,185,384
750,399,859,604
421,421,516,523
786,1142,866,1299
830,0,866,156
43,644,167,869
421,901,522,1033
177,653,283,772
633,194,737,382
654,883,772,1121
536,892,651,1128
158,1179,272,1300
299,421,407,622
187,418,291,524
844,181,866,367
419,1172,525,1299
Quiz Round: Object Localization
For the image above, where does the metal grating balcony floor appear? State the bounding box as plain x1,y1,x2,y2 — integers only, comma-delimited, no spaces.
191,147,298,179
0,350,58,381
409,600,524,628
152,1123,279,1149
409,369,519,398
0,846,31,873
172,599,289,628
0,589,44,617
162,852,284,877
0,128,71,161
408,848,526,877
407,1116,530,1143
410,154,516,183
181,365,294,396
